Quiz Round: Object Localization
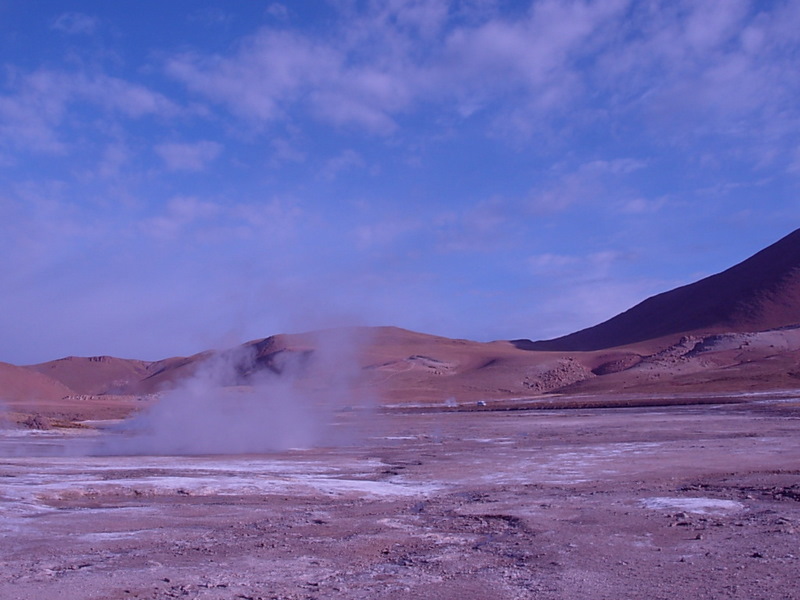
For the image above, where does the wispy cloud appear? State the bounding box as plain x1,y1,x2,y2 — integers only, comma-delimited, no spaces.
528,250,626,279
597,0,800,164
619,197,668,215
528,157,647,213
320,149,365,180
160,0,800,162
144,196,221,240
165,30,338,124
265,3,289,21
164,0,627,136
142,196,305,246
0,69,178,154
51,12,99,35
155,141,222,171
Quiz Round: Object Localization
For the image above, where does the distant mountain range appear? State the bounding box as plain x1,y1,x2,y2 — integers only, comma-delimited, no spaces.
4,228,800,423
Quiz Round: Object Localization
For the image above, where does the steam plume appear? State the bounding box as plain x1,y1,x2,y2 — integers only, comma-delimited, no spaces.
96,327,372,455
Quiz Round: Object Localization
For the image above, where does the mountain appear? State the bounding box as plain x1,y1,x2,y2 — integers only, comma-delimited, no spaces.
28,355,151,395
129,327,573,403
0,361,74,402
520,228,800,351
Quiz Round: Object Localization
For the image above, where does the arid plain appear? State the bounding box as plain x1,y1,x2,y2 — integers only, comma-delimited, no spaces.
2,399,800,600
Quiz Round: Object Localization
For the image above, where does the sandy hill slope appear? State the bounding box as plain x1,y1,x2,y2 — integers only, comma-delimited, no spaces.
6,327,584,412
28,356,151,395
129,327,579,404
356,326,592,403
0,361,74,402
5,323,800,425
521,228,800,351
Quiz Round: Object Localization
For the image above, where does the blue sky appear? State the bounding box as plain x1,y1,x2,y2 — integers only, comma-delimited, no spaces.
1,0,799,364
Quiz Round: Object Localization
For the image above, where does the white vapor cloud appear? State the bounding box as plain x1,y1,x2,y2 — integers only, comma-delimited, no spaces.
97,328,372,455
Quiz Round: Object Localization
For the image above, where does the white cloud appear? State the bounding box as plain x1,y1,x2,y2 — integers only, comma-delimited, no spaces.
583,158,647,175
232,199,304,240
165,1,629,135
141,196,306,247
320,149,366,180
165,30,337,123
433,196,516,253
96,142,131,178
265,3,289,20
527,157,649,213
371,0,450,39
620,197,667,214
145,196,221,240
354,218,421,251
86,76,177,118
270,137,306,166
166,23,418,135
0,69,178,154
51,12,98,35
159,0,800,161
528,253,580,274
0,70,70,153
596,0,800,159
528,250,624,278
789,147,800,174
189,7,234,27
155,140,222,171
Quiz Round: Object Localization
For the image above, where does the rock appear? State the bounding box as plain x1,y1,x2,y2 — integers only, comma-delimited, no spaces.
22,414,51,430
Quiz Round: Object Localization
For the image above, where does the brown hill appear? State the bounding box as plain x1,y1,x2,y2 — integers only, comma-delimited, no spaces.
13,327,582,408
131,327,577,404
519,228,800,351
28,355,151,395
6,323,800,426
357,326,587,403
0,361,74,402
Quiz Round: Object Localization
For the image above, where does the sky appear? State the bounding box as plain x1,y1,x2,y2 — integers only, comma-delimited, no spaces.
1,0,799,365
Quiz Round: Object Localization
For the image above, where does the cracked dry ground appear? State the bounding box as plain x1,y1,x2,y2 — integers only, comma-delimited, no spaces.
1,401,800,599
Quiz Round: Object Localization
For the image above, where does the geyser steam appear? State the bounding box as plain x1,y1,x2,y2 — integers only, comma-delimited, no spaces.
97,328,372,455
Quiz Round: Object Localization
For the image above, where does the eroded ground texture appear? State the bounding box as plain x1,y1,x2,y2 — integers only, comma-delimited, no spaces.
2,400,800,599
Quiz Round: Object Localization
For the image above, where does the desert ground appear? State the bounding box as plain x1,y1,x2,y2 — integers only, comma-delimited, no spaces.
2,394,799,600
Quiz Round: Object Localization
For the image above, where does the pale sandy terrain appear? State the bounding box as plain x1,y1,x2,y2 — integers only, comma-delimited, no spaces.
2,396,799,600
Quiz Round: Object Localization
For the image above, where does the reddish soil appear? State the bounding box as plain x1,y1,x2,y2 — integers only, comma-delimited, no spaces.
1,398,799,599
0,361,73,403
